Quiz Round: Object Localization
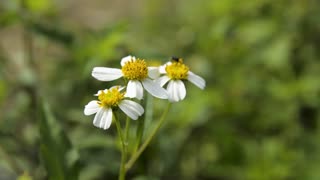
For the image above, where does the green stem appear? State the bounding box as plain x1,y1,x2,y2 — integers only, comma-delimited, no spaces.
125,102,171,171
114,114,126,180
20,0,34,67
133,94,153,154
133,114,144,155
124,115,130,157
144,94,154,134
125,116,130,143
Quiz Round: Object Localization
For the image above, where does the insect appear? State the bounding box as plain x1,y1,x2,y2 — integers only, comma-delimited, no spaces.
171,56,183,62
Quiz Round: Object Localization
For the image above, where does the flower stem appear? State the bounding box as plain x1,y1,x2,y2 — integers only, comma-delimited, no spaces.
114,114,126,180
125,116,130,145
133,94,154,154
125,102,172,171
133,112,145,155
124,115,130,159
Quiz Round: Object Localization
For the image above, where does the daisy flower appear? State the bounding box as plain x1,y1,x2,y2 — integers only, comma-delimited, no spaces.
92,55,168,100
84,86,144,130
157,57,206,102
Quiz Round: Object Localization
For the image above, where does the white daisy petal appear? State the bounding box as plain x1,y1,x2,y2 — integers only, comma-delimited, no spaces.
98,109,110,129
92,67,123,81
109,86,125,92
172,84,179,101
142,78,168,99
94,89,108,96
99,110,105,128
126,80,143,100
187,71,206,89
167,81,177,102
98,108,113,129
156,75,171,87
159,65,166,74
93,108,105,128
119,100,144,120
94,90,103,96
177,80,186,100
167,80,186,102
119,106,137,120
118,86,125,91
84,100,100,115
121,55,136,66
148,67,160,79
121,100,145,115
102,108,113,130
159,62,173,74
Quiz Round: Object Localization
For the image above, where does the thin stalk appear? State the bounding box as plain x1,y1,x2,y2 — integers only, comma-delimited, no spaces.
124,115,130,156
114,114,126,180
20,0,34,67
133,113,144,155
125,116,130,142
125,102,171,171
133,94,153,154
135,98,146,154
144,94,154,134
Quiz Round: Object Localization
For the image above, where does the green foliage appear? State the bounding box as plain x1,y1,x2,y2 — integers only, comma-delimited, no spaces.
0,0,320,179
39,101,80,180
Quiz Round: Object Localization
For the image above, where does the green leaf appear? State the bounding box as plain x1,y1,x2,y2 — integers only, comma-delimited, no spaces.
39,101,80,180
40,144,65,180
29,22,74,46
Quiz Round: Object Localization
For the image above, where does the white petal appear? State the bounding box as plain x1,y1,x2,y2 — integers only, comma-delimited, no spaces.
93,108,113,130
94,89,108,96
159,65,166,74
125,80,143,100
119,100,144,120
94,90,103,96
121,100,144,115
93,108,105,128
110,86,125,91
121,55,136,66
142,78,168,99
94,86,125,96
187,71,206,89
92,67,123,81
167,80,186,102
156,75,171,87
102,108,113,130
177,80,186,100
99,108,112,129
148,67,160,79
159,62,172,74
84,100,100,115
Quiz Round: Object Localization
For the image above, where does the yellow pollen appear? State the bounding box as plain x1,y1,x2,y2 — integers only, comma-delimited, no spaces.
122,59,148,80
165,59,189,80
98,87,125,108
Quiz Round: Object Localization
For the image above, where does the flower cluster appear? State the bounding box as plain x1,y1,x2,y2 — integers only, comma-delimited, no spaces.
84,55,206,130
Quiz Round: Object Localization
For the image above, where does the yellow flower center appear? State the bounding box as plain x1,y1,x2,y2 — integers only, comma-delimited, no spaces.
98,87,125,108
122,59,148,80
165,59,189,80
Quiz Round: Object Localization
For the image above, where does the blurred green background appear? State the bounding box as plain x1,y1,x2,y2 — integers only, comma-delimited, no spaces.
1,0,320,179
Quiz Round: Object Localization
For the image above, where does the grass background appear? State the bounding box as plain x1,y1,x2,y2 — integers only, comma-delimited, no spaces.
1,0,320,179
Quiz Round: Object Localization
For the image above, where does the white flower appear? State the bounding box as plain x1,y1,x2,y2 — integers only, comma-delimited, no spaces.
84,86,144,130
91,55,168,100
157,58,206,102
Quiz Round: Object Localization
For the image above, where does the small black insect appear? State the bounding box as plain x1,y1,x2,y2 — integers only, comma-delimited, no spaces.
171,56,180,62
171,56,184,63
